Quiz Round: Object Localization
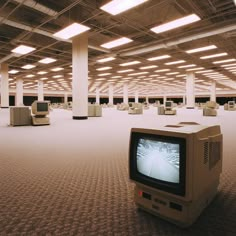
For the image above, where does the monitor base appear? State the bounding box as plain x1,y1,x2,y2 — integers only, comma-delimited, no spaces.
134,182,219,228
32,116,50,126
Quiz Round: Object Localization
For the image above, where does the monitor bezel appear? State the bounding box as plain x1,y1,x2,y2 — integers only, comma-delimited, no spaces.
129,131,186,196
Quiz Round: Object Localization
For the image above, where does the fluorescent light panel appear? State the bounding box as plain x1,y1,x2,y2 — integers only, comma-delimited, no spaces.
139,65,157,69
178,64,196,68
155,69,170,72
101,37,133,49
100,0,148,15
97,57,115,63
25,74,35,78
186,67,204,71
221,63,236,67
21,64,36,69
96,67,112,71
51,67,64,72
37,71,47,75
11,45,36,55
111,76,122,78
166,72,179,75
53,23,90,39
120,61,140,66
186,45,217,54
195,69,213,74
151,14,200,34
52,75,63,78
98,73,111,76
39,58,57,64
165,60,185,65
200,53,228,59
213,59,236,64
148,55,170,61
9,70,19,74
128,72,149,76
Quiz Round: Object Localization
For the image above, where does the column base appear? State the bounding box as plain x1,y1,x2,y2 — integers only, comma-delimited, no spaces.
1,107,9,108
186,107,195,109
73,116,88,120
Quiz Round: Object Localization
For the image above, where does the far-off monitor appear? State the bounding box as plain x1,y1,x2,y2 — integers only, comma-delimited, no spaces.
165,101,173,109
228,101,235,108
31,101,50,116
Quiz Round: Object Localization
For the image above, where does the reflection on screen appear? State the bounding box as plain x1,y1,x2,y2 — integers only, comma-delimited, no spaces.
137,138,180,183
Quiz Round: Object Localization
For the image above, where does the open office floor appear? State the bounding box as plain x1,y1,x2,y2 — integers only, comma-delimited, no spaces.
0,107,235,235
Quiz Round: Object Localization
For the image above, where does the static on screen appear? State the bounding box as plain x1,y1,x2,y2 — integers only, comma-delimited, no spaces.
137,138,180,183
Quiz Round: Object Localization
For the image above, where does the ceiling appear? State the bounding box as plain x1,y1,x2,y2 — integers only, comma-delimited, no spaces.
0,0,236,97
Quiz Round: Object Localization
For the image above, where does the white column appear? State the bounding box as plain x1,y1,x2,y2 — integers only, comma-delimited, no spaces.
210,80,216,102
16,79,23,106
72,32,88,120
163,95,167,105
38,80,44,101
183,95,186,105
96,86,100,104
135,91,139,103
0,63,9,108
145,96,149,103
64,93,68,103
123,83,128,104
185,72,195,108
108,83,114,105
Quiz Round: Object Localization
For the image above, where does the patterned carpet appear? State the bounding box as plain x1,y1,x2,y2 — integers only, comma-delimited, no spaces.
0,108,235,235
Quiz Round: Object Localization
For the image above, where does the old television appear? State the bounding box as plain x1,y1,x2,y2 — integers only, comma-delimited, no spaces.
129,123,223,227
31,101,49,116
228,101,235,110
165,101,173,110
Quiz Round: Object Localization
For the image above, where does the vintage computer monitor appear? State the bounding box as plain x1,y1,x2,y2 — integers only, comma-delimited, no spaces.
164,101,176,115
165,101,173,110
129,123,223,227
228,101,235,111
31,101,50,125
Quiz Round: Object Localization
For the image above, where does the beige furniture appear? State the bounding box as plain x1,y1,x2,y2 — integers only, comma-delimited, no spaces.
157,106,165,115
88,104,102,117
203,101,217,116
128,103,143,114
10,107,31,126
117,103,129,111
227,101,236,111
165,109,176,115
31,101,50,126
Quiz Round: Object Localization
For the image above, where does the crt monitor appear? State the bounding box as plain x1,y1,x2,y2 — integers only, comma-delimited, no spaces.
165,101,173,109
228,101,235,107
130,133,185,196
129,124,223,227
31,101,49,116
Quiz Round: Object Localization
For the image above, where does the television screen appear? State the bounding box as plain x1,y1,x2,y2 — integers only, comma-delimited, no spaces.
165,101,172,107
37,102,48,112
130,131,186,196
136,138,180,183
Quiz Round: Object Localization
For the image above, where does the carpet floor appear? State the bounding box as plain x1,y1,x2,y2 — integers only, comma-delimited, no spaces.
0,106,235,236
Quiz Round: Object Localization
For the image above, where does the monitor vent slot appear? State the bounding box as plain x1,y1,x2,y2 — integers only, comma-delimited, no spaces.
203,142,209,164
209,142,221,169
